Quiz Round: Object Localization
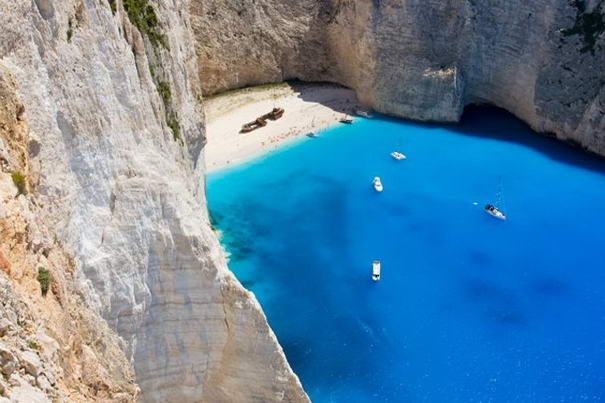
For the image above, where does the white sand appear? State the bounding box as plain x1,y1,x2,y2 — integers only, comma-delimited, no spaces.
204,82,362,172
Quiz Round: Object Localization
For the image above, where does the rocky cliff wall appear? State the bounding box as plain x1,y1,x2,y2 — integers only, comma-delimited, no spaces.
0,61,137,402
192,0,605,155
1,0,306,402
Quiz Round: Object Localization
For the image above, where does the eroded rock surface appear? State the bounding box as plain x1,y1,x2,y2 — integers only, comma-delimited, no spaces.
191,0,605,155
1,0,306,402
0,66,138,401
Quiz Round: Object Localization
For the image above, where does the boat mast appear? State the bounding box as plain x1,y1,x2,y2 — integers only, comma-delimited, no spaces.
496,177,505,210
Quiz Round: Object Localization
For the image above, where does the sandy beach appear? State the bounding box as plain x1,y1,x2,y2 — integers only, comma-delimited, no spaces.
204,82,362,172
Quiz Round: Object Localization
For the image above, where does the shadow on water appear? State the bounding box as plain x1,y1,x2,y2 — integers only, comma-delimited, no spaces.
467,250,494,267
463,278,528,327
456,106,605,174
530,276,572,298
376,105,605,176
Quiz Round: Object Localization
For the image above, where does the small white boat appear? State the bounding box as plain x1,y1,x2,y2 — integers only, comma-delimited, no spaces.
390,151,406,160
484,204,506,220
485,179,507,220
372,176,383,192
356,110,374,119
340,116,354,124
372,260,381,282
306,131,318,138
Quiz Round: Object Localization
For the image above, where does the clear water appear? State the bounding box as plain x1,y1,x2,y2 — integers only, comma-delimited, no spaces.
207,107,605,403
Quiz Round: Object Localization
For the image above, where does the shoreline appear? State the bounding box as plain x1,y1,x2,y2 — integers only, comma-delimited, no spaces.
203,82,363,173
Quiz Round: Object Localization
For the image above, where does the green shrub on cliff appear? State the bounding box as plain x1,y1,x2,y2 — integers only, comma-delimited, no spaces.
11,172,27,196
167,115,180,141
154,81,180,141
123,0,168,49
27,340,41,350
67,18,74,42
37,267,51,297
157,81,171,105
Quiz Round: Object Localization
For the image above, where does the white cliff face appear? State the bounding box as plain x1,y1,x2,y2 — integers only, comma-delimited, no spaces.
0,60,137,402
192,0,605,156
1,0,307,402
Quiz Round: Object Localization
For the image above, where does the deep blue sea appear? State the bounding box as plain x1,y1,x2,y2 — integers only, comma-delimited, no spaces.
207,107,605,403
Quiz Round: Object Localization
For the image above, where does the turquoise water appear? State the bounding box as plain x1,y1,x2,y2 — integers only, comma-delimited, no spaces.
207,107,605,402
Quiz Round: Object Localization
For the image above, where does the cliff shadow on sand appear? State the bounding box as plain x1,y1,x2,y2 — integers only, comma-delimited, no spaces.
287,80,361,116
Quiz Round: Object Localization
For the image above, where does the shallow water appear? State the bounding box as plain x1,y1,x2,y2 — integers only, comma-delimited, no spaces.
207,107,605,402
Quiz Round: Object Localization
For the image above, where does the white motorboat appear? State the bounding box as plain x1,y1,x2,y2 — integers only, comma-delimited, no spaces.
306,131,318,138
373,176,383,192
390,151,406,160
356,110,374,118
340,116,354,124
484,204,506,220
372,260,381,282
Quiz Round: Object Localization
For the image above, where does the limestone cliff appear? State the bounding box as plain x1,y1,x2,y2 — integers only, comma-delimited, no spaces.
0,63,137,402
191,0,605,155
1,0,306,402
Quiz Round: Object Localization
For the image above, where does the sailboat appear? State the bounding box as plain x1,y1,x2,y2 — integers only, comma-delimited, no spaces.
485,179,506,220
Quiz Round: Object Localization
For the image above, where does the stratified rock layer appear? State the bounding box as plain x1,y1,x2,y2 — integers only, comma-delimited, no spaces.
1,0,307,402
191,0,605,155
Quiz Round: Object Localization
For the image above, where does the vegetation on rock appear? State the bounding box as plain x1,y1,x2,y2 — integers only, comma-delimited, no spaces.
27,340,41,350
123,0,168,49
37,267,51,297
119,0,180,142
11,172,27,196
67,17,74,42
155,81,180,141
157,81,171,106
562,0,605,54
167,116,180,141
